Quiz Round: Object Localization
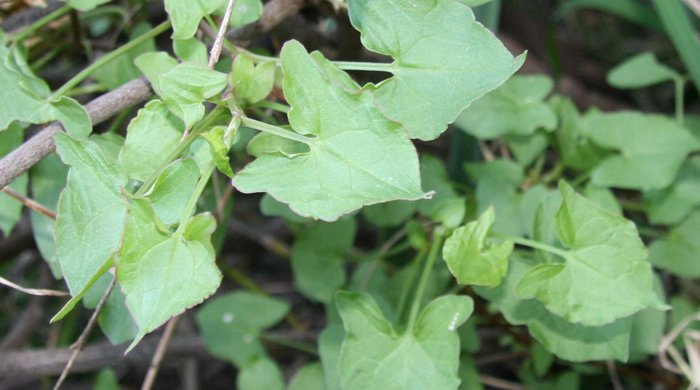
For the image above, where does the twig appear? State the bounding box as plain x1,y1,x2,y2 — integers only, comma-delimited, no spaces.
683,0,700,17
0,274,67,296
1,187,57,220
53,276,117,390
141,316,180,390
229,218,291,258
209,0,236,69
480,375,527,390
0,78,152,190
0,334,207,379
478,140,495,161
607,360,625,390
228,0,306,43
0,266,52,351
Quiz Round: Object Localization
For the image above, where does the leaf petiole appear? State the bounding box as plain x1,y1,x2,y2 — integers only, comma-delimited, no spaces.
135,106,226,197
240,49,394,74
331,61,394,73
241,116,315,146
176,163,216,235
490,232,571,261
406,229,446,331
52,20,172,98
10,5,72,44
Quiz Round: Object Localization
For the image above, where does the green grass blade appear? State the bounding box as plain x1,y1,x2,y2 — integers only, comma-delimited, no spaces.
652,0,700,93
558,0,664,32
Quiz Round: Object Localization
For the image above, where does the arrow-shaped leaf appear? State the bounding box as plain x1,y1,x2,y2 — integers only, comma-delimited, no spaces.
348,0,524,140
233,41,426,221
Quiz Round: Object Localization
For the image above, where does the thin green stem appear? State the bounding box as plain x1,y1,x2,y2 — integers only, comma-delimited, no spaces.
10,5,72,44
541,161,565,185
407,230,446,331
219,263,266,294
675,77,685,124
241,116,315,146
260,333,318,356
135,106,226,197
176,164,215,235
491,232,571,260
396,248,428,323
31,45,64,71
241,49,395,73
332,61,394,73
64,83,108,97
52,20,171,97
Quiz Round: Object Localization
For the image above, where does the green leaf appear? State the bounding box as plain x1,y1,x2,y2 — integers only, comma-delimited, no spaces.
231,53,276,104
53,134,128,321
119,100,184,182
289,362,326,390
135,53,227,128
202,126,235,177
644,156,700,225
233,41,425,221
65,0,110,11
456,75,557,139
0,47,90,135
173,38,208,66
0,124,27,236
238,357,284,390
552,98,607,172
582,184,622,215
348,0,524,140
458,356,484,390
506,131,549,167
157,63,228,127
117,201,221,349
456,0,494,6
292,219,356,303
607,52,680,89
147,158,201,226
51,97,92,138
165,0,227,40
580,111,700,190
337,292,473,390
93,369,119,390
476,255,634,362
466,160,549,237
649,211,700,278
196,291,290,366
246,132,309,157
516,181,667,326
229,0,264,27
30,152,67,277
260,194,309,223
135,52,178,95
443,207,513,287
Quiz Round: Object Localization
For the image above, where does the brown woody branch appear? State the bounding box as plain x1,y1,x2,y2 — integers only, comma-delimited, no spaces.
0,334,207,380
0,77,152,190
0,0,306,191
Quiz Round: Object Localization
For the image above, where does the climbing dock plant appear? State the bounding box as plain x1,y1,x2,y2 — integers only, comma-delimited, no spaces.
0,0,696,388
